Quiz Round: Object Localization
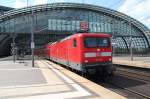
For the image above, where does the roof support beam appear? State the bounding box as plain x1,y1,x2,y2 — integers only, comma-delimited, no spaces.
121,36,130,53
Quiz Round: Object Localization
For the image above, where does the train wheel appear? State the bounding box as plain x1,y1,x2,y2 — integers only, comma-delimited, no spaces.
81,71,84,77
81,69,87,77
85,69,90,77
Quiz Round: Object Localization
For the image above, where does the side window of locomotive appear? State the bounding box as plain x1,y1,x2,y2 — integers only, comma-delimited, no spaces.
73,39,77,47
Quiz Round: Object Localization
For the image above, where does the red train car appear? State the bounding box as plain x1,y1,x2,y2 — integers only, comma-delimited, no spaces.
47,33,115,75
35,44,50,59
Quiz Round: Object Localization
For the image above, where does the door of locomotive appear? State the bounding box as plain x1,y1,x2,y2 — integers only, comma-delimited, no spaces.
66,39,70,66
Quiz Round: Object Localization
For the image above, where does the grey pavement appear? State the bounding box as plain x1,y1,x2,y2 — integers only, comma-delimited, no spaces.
0,55,35,61
113,56,150,69
0,59,47,87
114,56,150,62
0,57,126,99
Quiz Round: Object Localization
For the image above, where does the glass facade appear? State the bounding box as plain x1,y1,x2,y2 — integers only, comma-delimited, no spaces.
0,9,146,36
0,3,149,56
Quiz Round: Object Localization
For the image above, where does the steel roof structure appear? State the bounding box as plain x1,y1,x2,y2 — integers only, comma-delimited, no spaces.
0,3,149,56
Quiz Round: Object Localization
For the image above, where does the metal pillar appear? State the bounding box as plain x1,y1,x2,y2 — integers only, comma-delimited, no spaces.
12,35,16,62
31,10,35,67
27,0,28,7
122,37,130,53
130,36,133,61
129,21,133,61
112,19,116,57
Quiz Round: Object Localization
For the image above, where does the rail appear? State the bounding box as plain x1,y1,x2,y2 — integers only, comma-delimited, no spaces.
110,65,150,99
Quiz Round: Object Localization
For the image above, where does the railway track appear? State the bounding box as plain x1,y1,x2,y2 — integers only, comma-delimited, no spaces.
116,67,150,82
105,66,150,99
83,65,150,99
107,78,150,99
62,63,150,99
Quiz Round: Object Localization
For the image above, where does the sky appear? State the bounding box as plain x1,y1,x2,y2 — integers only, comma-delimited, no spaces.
0,0,150,29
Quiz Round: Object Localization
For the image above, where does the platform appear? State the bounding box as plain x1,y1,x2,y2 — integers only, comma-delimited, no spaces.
113,56,150,69
0,58,126,99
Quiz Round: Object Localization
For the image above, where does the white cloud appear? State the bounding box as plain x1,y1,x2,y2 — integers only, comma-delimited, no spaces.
118,0,150,29
15,0,27,8
34,0,47,5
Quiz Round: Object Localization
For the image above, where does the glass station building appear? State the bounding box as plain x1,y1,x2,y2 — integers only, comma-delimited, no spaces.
0,3,150,56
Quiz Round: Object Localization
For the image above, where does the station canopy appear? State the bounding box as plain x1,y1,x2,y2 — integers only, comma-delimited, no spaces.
0,3,150,56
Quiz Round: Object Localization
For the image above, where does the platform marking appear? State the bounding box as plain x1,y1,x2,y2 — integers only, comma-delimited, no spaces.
0,68,39,71
10,61,92,99
43,61,91,97
44,61,90,94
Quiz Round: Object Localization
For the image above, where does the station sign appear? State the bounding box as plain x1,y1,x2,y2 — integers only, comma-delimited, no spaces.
31,42,35,49
48,19,90,32
80,21,89,31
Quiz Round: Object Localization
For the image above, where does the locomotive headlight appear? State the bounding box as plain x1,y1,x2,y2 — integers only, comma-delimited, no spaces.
84,60,88,63
101,52,111,56
85,52,96,57
109,58,112,61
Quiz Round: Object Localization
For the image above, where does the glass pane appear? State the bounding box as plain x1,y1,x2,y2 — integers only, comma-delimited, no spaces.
97,38,109,47
85,38,97,47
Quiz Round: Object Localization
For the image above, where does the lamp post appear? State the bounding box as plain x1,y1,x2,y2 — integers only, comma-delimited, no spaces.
31,10,35,67
26,0,35,67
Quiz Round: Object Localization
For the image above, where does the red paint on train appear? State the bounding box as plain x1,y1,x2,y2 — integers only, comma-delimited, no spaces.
36,33,115,75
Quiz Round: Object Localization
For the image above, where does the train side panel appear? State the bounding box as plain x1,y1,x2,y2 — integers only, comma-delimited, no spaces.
56,40,68,66
49,35,83,71
67,35,83,70
50,43,58,62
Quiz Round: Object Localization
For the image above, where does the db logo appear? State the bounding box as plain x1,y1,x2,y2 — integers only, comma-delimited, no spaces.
80,21,89,30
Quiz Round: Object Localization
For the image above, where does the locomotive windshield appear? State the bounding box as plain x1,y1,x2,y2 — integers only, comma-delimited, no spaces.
84,38,97,47
85,37,110,48
97,38,109,47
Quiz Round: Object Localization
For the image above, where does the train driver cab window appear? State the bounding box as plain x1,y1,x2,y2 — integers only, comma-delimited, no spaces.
85,37,97,48
97,38,109,47
85,37,109,47
73,39,77,47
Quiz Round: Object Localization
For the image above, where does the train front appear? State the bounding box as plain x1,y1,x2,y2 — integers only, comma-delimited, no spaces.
81,33,115,76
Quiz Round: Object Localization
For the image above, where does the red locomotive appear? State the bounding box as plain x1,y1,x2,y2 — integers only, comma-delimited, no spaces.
36,33,115,76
